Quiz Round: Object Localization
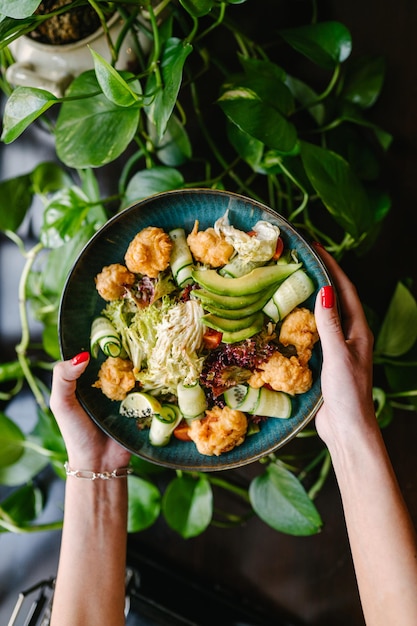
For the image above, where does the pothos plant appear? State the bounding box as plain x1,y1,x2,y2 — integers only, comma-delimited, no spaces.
0,0,416,539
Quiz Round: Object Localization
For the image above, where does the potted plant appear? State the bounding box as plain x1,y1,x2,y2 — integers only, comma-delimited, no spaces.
0,0,416,538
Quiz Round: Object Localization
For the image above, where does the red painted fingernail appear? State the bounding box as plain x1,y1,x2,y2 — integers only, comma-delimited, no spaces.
71,351,90,366
313,241,325,249
321,285,335,309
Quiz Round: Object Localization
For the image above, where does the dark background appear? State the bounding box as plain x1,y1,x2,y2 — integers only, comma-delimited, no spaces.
1,1,417,624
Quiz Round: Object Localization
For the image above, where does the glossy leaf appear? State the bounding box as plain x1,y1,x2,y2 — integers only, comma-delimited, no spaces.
300,140,373,239
145,38,193,140
342,55,385,109
249,462,322,536
40,187,93,248
280,21,352,69
0,0,41,18
179,0,214,17
0,445,48,487
123,166,184,207
127,475,161,532
32,409,66,457
0,413,25,468
150,115,192,167
162,473,212,538
0,483,43,525
90,48,141,107
1,87,57,143
55,71,140,168
0,174,33,232
375,282,417,357
31,162,72,195
218,87,297,153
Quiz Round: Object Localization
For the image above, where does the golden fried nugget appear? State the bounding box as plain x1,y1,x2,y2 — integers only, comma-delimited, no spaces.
188,405,247,456
95,263,136,301
279,307,319,365
248,351,313,395
187,220,234,267
93,356,136,401
125,226,172,278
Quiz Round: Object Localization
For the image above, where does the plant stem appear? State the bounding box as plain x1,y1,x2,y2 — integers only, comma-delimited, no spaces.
14,241,48,412
207,475,250,503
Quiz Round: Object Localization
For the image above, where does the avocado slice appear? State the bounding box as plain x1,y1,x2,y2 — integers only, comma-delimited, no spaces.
191,263,301,296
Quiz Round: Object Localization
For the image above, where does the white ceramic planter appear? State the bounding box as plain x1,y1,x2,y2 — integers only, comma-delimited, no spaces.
6,13,141,97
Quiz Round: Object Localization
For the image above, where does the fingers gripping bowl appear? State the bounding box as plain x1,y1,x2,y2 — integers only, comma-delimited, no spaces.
59,189,332,471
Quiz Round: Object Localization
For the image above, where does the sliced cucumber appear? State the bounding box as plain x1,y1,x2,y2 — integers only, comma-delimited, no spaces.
191,263,302,296
177,381,207,421
90,316,122,358
149,403,183,446
263,269,315,322
224,384,260,413
219,257,264,278
169,227,194,287
224,385,291,418
255,387,292,418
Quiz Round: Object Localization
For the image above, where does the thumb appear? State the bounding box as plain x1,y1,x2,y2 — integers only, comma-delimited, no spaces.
50,352,90,412
314,285,345,356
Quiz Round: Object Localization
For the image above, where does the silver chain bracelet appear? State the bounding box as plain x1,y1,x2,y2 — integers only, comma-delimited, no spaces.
64,461,133,480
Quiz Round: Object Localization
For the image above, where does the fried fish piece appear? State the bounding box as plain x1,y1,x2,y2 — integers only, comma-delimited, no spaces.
125,226,172,278
248,351,313,395
188,405,247,456
93,356,136,401
279,307,319,365
187,220,234,268
94,263,136,301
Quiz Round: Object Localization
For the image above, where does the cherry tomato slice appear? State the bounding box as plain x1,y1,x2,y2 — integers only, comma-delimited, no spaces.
203,328,222,350
173,420,192,441
273,236,284,261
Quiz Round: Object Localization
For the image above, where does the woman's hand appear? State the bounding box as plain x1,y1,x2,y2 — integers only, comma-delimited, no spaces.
313,245,376,451
50,352,131,471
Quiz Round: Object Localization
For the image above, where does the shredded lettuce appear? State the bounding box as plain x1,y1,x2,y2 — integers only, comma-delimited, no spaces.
136,299,205,394
214,209,280,263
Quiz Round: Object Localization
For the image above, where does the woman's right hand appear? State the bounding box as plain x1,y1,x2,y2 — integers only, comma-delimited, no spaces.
313,245,376,452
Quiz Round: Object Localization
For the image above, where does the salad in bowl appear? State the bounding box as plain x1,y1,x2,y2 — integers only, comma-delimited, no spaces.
59,189,330,471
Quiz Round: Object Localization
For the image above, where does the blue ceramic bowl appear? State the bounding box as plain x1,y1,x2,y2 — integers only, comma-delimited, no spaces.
59,189,331,471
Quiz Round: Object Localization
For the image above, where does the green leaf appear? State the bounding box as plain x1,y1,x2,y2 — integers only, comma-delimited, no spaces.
0,445,48,486
375,282,417,357
90,47,141,107
249,462,322,536
280,21,352,69
40,186,102,248
179,0,214,17
127,475,161,532
123,166,184,207
55,71,140,168
0,0,41,18
0,413,25,468
0,482,43,525
300,140,373,239
32,408,66,457
218,87,297,153
0,174,33,232
162,474,212,538
31,162,72,195
149,115,192,167
342,55,385,109
1,87,57,143
42,323,61,360
145,38,193,140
